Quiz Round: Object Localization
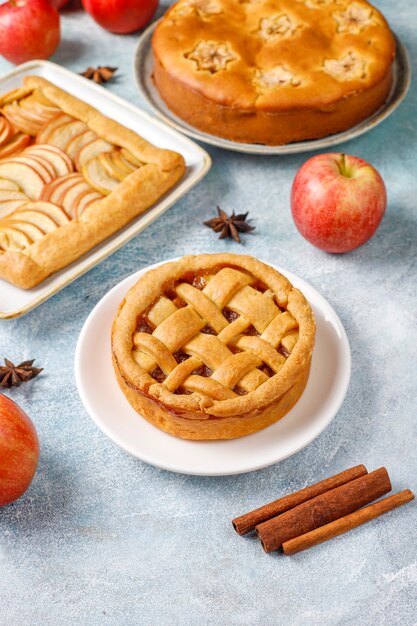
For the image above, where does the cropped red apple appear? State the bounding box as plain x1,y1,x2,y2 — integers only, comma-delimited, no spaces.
0,394,39,507
0,0,60,65
82,0,158,34
291,153,386,253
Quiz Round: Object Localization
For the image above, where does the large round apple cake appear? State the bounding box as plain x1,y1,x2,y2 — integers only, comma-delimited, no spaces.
152,0,396,145
112,254,315,440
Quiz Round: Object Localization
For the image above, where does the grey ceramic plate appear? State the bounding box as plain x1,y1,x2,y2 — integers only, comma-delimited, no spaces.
134,22,410,155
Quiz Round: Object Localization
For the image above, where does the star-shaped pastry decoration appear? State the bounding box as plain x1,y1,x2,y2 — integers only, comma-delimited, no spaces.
253,65,301,90
334,3,374,33
323,52,366,81
186,41,236,73
175,0,221,16
258,15,297,42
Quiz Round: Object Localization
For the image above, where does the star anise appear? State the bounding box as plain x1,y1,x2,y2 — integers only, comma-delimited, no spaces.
0,359,43,389
80,66,118,84
204,206,255,243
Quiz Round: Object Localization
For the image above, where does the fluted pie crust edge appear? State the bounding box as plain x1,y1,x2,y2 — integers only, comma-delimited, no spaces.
0,76,185,289
111,254,316,440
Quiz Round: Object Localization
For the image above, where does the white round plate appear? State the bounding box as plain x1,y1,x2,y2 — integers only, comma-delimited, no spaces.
134,23,410,155
75,260,351,476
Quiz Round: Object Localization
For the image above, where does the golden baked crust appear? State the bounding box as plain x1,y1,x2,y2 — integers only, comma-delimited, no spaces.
112,253,316,440
152,0,396,144
0,76,185,289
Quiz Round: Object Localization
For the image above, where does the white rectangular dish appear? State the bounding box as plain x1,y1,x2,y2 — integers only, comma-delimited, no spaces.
0,60,211,319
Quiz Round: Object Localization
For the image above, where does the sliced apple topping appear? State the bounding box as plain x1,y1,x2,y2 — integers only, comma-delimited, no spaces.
47,120,89,151
0,225,32,251
75,138,113,171
40,173,84,206
16,201,70,227
0,161,45,200
0,179,19,191
2,102,42,135
120,148,144,168
0,190,29,203
19,94,61,122
22,152,56,179
0,133,31,159
65,130,97,161
99,151,132,182
9,208,58,233
24,145,74,177
0,116,14,146
59,180,95,215
0,200,30,220
0,201,68,251
113,150,138,175
2,98,60,136
6,156,53,184
82,157,119,195
74,191,102,218
36,113,75,145
5,219,45,242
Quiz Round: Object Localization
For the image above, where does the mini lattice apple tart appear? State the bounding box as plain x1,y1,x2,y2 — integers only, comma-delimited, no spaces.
112,253,316,440
0,76,185,289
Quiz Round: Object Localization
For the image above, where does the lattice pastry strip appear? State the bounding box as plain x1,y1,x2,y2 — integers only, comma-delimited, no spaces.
153,306,205,352
226,285,280,332
233,335,286,373
202,268,254,308
260,311,298,347
176,282,228,333
182,375,237,400
183,333,231,370
211,353,262,388
132,268,300,400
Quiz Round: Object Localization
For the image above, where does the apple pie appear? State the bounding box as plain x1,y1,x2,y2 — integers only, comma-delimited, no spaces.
152,0,396,145
0,76,185,289
112,253,315,440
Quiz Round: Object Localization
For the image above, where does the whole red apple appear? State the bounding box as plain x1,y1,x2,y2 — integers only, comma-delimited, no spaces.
291,153,386,253
0,394,39,507
0,0,60,65
82,0,158,34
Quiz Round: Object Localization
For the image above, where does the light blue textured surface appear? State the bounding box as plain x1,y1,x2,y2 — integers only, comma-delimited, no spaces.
0,1,416,625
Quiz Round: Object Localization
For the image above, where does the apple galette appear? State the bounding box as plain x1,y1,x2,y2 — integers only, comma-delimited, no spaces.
112,254,315,440
152,0,396,145
0,76,185,289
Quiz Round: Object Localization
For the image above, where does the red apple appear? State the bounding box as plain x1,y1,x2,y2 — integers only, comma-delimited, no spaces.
0,394,39,507
82,0,158,34
0,0,60,65
291,153,386,253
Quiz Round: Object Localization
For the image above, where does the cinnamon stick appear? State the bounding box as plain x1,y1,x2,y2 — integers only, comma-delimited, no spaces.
232,465,368,535
256,467,391,552
283,489,414,555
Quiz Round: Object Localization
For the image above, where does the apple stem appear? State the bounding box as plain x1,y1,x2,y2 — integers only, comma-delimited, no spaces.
337,153,351,178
